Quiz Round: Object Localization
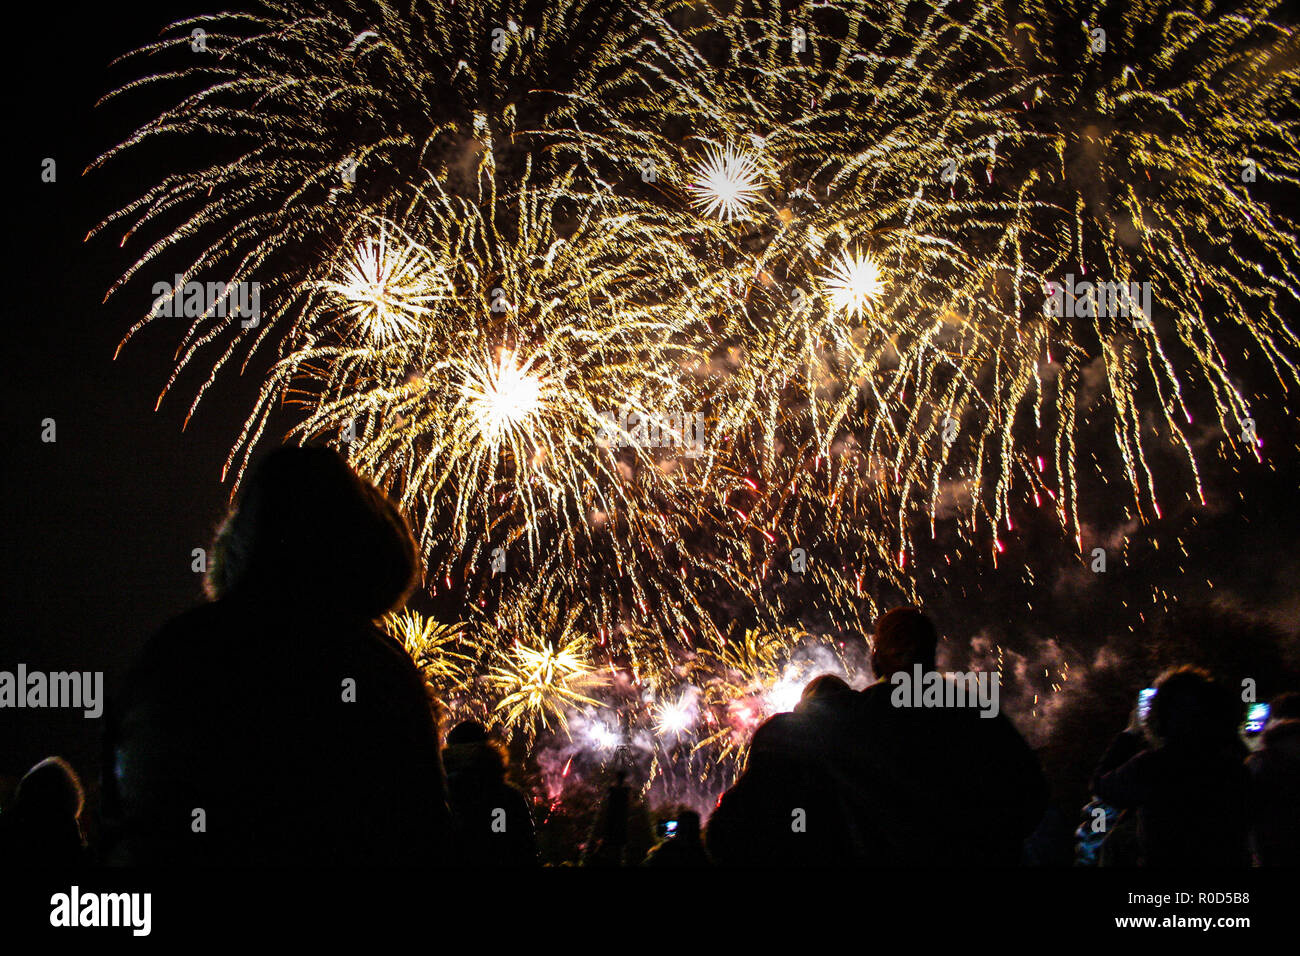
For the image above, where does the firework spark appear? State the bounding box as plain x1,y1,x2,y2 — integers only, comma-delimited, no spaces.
319,227,448,344
385,609,475,695
477,593,608,742
821,249,886,321
489,640,605,741
686,143,765,222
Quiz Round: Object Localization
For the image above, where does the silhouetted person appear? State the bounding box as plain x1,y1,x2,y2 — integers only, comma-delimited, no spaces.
848,606,1048,865
102,446,452,864
1247,692,1300,866
643,810,710,867
1091,666,1249,867
706,705,861,866
0,757,88,866
706,673,868,866
583,769,632,866
443,720,537,866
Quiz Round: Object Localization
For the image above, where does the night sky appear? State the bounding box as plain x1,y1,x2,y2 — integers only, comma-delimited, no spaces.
4,0,1299,820
2,2,282,792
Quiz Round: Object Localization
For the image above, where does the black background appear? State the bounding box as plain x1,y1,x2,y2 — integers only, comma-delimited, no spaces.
1,1,266,793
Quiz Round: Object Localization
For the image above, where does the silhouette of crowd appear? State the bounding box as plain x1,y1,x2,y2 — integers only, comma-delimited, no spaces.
3,447,1296,867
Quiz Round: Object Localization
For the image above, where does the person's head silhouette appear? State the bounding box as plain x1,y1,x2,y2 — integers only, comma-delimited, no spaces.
674,810,701,843
12,756,84,823
205,445,418,619
799,673,852,704
446,720,490,746
871,605,938,679
1147,666,1237,746
1,756,87,864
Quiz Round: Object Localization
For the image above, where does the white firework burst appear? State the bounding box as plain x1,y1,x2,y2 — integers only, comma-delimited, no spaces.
687,144,764,221
320,228,448,344
460,348,550,448
821,249,886,320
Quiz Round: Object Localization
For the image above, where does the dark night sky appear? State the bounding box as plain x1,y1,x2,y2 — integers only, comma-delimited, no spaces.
2,2,263,786
3,0,1299,812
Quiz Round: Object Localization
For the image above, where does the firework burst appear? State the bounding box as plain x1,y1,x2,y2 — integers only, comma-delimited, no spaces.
385,609,476,696
460,347,550,449
651,688,699,739
319,228,449,344
821,249,886,321
95,0,1300,750
643,0,1300,565
482,597,607,743
686,143,766,222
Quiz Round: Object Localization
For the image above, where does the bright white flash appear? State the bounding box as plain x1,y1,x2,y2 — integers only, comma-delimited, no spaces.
464,348,546,445
822,249,886,320
654,692,697,737
323,228,443,343
687,144,764,222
